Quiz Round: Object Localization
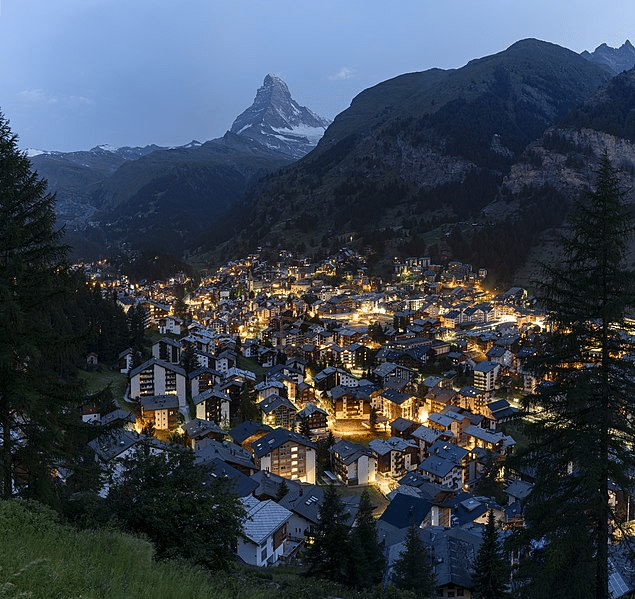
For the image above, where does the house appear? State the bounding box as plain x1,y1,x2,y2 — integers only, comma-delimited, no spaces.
152,337,182,364
129,357,187,407
418,455,464,491
295,402,329,435
228,420,274,454
182,418,225,449
189,367,223,397
330,386,372,422
195,437,257,476
193,387,231,426
411,425,447,460
369,437,419,477
252,428,317,484
373,362,416,387
237,496,293,566
371,389,418,422
390,417,420,439
329,440,376,485
118,348,133,374
139,394,180,430
258,395,298,430
158,315,183,335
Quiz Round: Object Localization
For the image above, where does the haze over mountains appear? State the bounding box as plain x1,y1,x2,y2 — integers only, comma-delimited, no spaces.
33,39,635,283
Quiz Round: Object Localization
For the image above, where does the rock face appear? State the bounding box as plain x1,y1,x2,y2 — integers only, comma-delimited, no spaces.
581,40,635,74
230,74,331,159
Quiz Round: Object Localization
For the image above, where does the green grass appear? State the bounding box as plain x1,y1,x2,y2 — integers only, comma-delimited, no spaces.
0,500,405,599
78,367,128,401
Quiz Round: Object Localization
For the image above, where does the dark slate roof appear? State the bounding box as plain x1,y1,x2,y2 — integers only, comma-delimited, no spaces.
252,428,316,458
380,389,410,405
139,394,179,411
428,439,469,464
379,494,432,529
258,394,297,414
228,421,273,445
183,418,224,439
390,417,417,432
206,457,259,497
419,455,457,478
330,440,373,465
129,357,185,378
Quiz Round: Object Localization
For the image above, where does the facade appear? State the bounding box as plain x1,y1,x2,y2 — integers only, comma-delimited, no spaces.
129,358,187,407
252,428,317,484
139,394,180,430
329,440,376,485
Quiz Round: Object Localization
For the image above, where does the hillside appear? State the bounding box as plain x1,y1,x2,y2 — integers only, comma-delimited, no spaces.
0,500,396,599
199,39,613,280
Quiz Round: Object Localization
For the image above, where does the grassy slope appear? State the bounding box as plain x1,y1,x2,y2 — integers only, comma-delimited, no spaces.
0,500,399,599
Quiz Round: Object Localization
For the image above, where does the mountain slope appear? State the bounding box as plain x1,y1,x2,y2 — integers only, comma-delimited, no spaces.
42,75,329,259
201,39,612,273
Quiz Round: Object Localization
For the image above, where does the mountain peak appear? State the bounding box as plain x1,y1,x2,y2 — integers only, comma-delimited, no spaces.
229,75,331,160
581,40,635,73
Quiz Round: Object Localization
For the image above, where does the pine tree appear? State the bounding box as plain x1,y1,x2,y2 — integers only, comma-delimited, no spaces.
391,522,436,598
0,113,84,503
347,489,385,588
306,484,350,584
472,510,511,599
510,153,635,599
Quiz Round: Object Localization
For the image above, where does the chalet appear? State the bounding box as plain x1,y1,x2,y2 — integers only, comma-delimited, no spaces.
390,417,420,439
189,367,223,397
258,395,298,430
237,496,293,566
252,428,317,484
193,387,230,426
152,337,182,364
182,418,225,449
369,437,419,477
158,315,183,335
371,389,418,422
228,420,274,454
295,402,328,435
118,348,133,374
373,362,416,387
139,394,180,430
329,440,376,485
411,425,447,460
330,386,371,422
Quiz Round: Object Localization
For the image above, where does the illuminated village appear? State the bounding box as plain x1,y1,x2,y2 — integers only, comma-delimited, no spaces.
80,247,554,597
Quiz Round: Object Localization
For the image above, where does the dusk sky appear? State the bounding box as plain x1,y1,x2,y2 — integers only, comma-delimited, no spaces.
2,0,634,152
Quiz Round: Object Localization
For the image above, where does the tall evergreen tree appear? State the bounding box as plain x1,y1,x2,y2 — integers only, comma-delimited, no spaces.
306,484,350,584
472,510,511,599
391,522,436,598
0,113,84,503
347,489,385,588
510,153,635,599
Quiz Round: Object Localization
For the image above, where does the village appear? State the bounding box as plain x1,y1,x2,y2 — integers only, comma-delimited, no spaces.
80,247,553,597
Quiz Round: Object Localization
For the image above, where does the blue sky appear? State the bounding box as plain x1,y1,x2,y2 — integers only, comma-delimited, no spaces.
1,0,633,151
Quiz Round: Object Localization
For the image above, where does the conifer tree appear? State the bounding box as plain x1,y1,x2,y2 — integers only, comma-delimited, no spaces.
510,153,635,599
472,510,511,599
347,488,385,588
0,113,83,503
306,484,350,584
391,522,436,598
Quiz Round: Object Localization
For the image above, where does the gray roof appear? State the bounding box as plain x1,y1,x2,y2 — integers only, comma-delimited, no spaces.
419,455,458,478
240,496,292,545
411,425,444,444
252,428,316,458
88,429,140,462
258,394,297,414
192,387,230,406
330,439,373,465
228,421,273,445
139,394,179,411
183,418,224,439
129,357,186,378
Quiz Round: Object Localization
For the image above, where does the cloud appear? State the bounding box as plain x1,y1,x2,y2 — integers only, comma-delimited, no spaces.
18,90,93,106
19,89,58,104
328,67,354,81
